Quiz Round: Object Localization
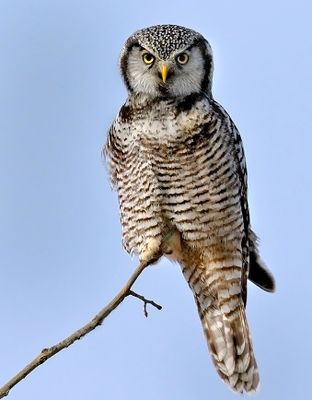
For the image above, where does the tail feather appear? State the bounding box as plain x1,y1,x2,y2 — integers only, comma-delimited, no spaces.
180,242,261,393
200,304,259,393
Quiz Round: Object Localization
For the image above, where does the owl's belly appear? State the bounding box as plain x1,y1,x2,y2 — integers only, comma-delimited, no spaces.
154,149,244,248
118,108,243,255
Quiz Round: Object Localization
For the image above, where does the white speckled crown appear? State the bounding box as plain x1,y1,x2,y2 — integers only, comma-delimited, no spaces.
130,24,202,59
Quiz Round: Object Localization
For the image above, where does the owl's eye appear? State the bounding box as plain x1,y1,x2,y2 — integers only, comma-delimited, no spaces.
176,53,189,65
142,53,155,65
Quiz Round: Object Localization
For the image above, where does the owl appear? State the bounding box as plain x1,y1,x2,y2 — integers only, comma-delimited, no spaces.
105,24,275,393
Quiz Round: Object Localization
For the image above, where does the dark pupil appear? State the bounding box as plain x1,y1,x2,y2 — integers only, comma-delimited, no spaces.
179,55,186,62
145,54,153,62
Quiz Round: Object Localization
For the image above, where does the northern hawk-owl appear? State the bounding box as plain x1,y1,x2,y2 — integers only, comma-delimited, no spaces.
105,24,275,393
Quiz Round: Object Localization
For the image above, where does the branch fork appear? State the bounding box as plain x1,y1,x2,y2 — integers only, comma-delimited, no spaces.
128,290,162,317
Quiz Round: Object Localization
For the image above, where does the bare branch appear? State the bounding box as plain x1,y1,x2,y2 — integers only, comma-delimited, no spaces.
0,253,162,398
128,290,162,317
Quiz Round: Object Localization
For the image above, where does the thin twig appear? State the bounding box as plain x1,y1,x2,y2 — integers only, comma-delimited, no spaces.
0,253,162,399
128,290,162,317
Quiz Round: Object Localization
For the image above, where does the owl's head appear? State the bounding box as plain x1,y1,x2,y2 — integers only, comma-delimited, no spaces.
120,24,213,98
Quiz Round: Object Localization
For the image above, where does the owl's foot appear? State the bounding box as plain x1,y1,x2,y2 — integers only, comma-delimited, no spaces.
140,236,162,263
162,228,182,261
139,229,182,263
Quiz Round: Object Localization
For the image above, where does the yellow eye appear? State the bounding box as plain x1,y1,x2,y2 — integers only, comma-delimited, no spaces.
142,53,155,65
176,53,189,65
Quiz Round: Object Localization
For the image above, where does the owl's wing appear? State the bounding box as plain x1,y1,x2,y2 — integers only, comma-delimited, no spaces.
227,113,250,305
248,229,275,292
212,101,275,298
229,114,275,294
103,123,122,188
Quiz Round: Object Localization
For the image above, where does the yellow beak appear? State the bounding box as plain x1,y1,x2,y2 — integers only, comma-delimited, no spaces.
161,64,168,83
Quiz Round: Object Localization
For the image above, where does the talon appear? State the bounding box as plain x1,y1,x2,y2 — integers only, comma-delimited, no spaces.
140,237,162,262
162,228,182,261
163,248,173,255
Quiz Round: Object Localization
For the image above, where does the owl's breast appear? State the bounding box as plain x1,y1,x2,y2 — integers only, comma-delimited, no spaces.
136,113,243,247
113,96,243,252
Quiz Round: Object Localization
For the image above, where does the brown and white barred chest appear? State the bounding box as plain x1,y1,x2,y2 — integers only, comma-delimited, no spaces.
106,95,245,256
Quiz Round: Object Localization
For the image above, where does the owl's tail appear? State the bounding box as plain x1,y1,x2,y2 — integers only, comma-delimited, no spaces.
198,300,259,393
179,242,260,393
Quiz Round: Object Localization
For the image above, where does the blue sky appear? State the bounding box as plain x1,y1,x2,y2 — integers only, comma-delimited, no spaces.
0,1,311,399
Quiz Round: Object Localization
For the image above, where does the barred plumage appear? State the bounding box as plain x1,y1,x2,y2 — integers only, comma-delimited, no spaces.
105,24,275,393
